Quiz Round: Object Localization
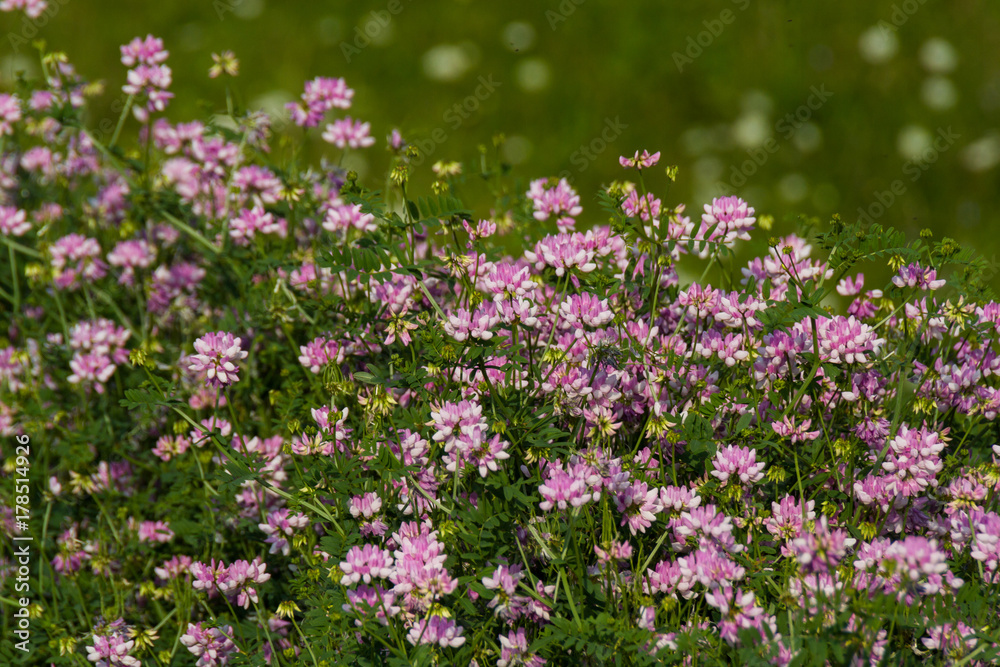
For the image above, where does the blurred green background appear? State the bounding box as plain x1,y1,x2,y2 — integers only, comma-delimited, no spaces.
3,0,1000,285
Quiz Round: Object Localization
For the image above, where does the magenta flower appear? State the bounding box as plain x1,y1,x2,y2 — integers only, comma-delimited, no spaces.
710,445,766,486
694,196,756,256
50,233,107,289
539,463,594,512
258,509,309,556
812,315,885,364
524,232,598,276
85,633,140,667
622,191,662,222
836,272,864,296
297,336,342,373
188,332,248,388
340,544,394,585
322,117,374,149
179,623,237,667
498,628,546,666
892,262,946,291
527,178,582,222
671,505,743,554
406,616,465,648
0,93,22,135
342,584,399,626
771,416,820,443
615,480,662,535
789,516,856,574
120,35,172,122
107,239,156,286
881,424,945,497
619,149,660,169
286,76,354,127
0,206,29,236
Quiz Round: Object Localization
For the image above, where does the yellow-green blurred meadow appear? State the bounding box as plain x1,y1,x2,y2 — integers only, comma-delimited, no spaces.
3,0,999,282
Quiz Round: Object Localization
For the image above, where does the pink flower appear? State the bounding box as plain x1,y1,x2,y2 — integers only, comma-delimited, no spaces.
180,623,237,667
836,272,864,296
340,544,394,585
107,240,156,285
322,199,376,234
152,435,190,462
342,584,399,626
322,117,374,149
298,336,342,373
50,234,107,289
789,516,856,573
619,149,660,169
770,416,820,443
812,315,884,365
286,77,354,127
892,262,946,291
228,206,287,245
258,509,309,556
671,505,743,553
188,332,248,388
524,232,598,276
693,196,756,256
0,206,29,236
539,463,594,512
710,445,766,486
881,424,945,497
527,178,582,222
406,616,465,648
615,481,661,535
622,191,662,222
121,37,173,122
120,34,169,67
498,628,546,666
86,625,140,667
0,93,22,135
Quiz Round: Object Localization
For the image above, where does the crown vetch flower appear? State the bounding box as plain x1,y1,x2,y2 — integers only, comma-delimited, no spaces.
322,117,375,149
0,206,29,236
619,149,660,169
711,445,766,486
406,616,466,648
188,332,248,388
179,623,237,667
340,544,394,585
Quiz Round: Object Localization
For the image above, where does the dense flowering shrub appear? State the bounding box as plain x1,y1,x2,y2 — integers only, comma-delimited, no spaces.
2,10,1000,667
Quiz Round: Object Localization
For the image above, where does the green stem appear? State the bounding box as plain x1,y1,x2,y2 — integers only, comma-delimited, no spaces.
109,95,135,148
